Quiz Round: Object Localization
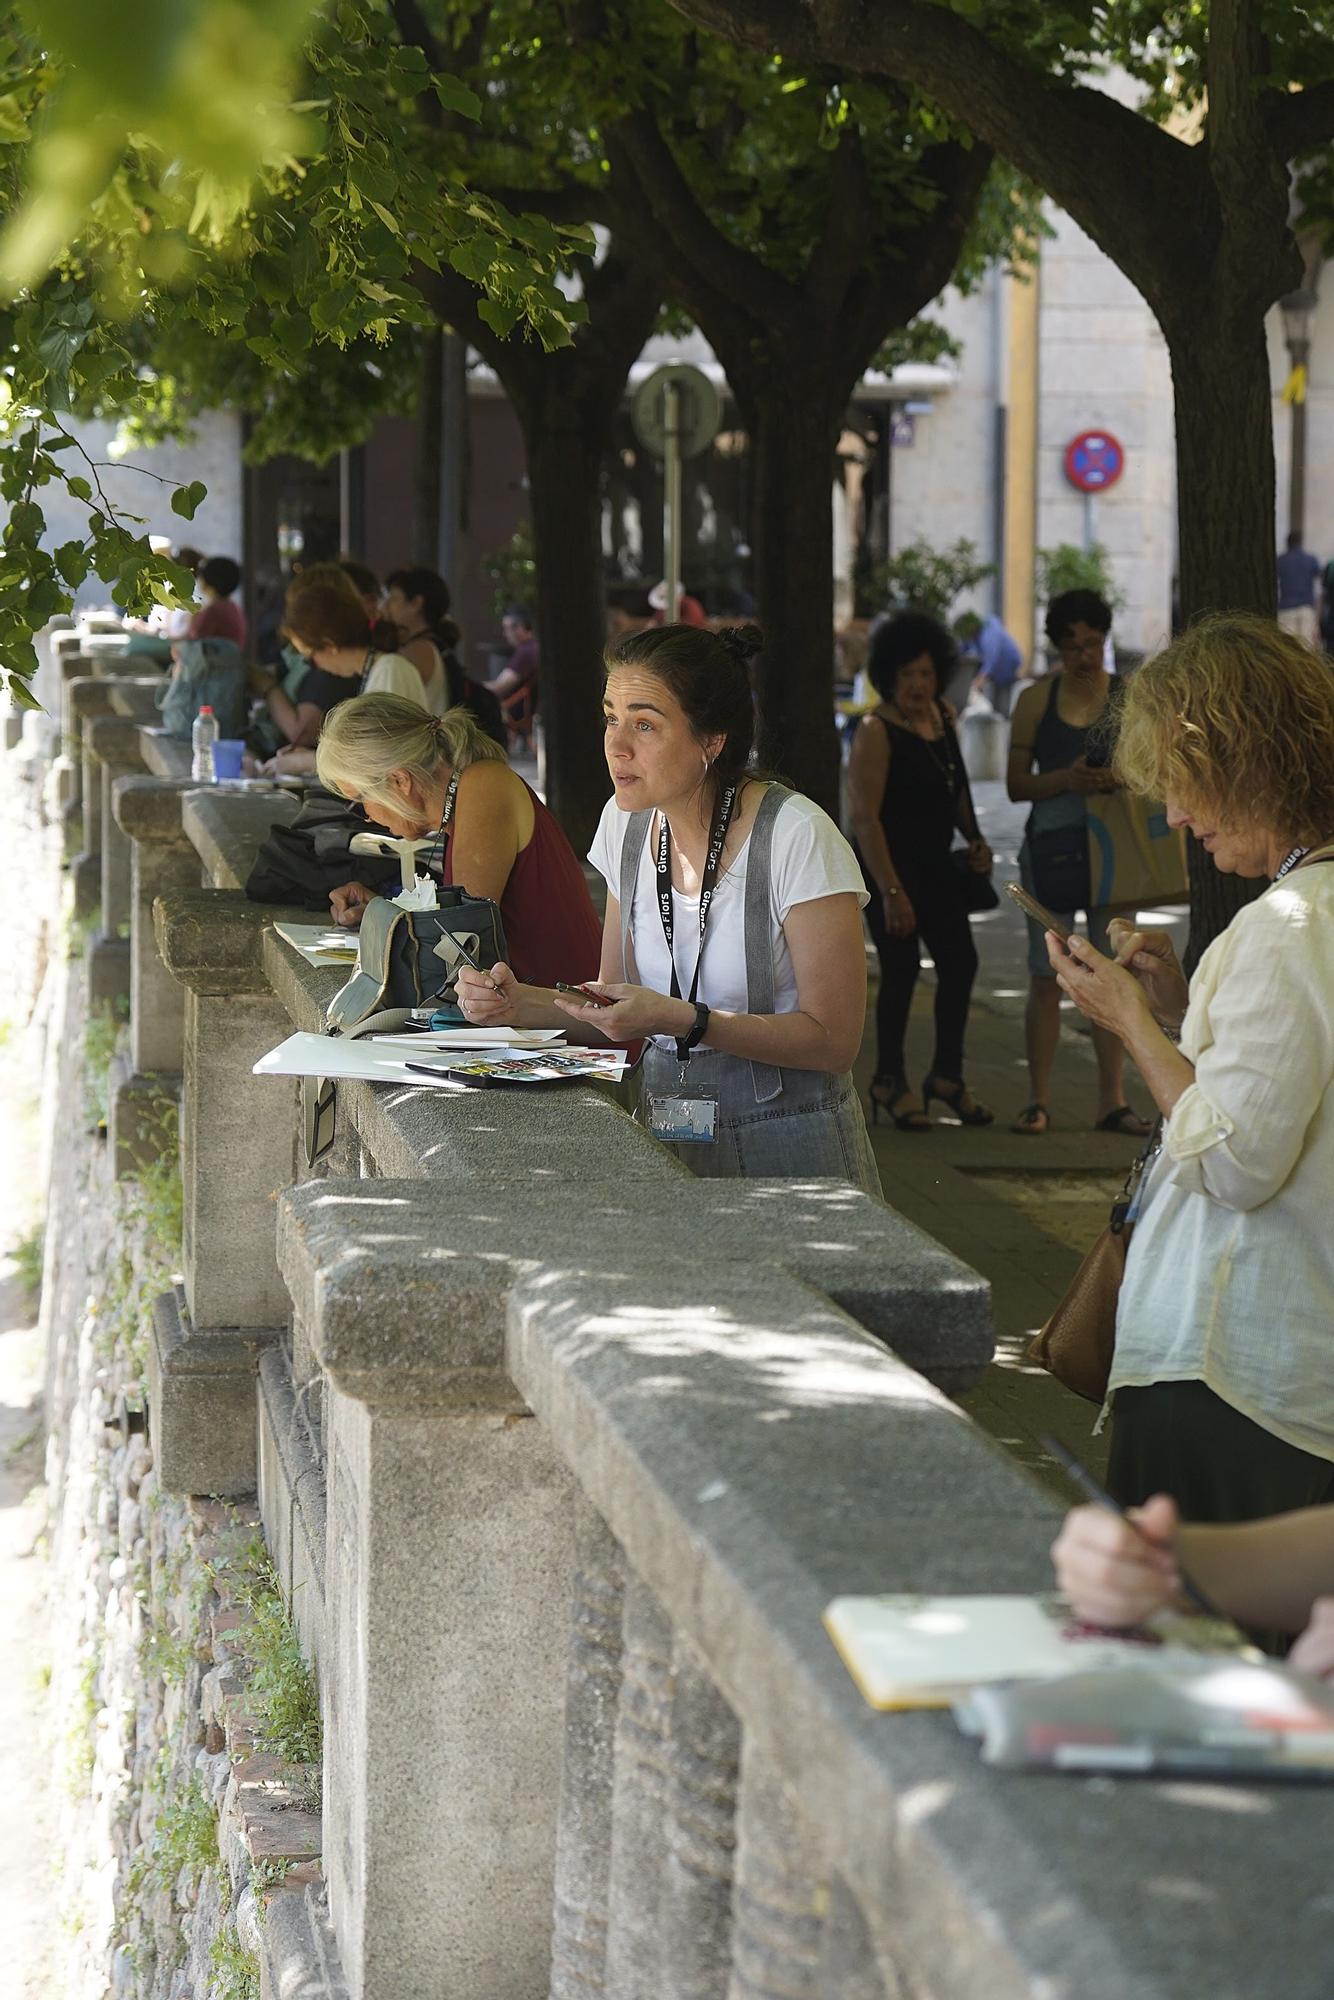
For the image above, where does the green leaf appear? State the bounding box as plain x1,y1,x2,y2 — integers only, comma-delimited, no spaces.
169,478,207,520
7,678,43,712
54,541,90,586
67,476,93,502
432,73,482,120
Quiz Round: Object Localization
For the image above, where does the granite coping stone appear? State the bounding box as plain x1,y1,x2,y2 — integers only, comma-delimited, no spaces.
113,774,200,842
277,1178,990,1408
108,679,169,723
154,888,310,996
68,676,117,720
138,726,192,779
504,1261,1334,2000
85,713,147,766
183,786,300,891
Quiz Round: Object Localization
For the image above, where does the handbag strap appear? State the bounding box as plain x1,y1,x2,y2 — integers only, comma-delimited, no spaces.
1110,1116,1163,1235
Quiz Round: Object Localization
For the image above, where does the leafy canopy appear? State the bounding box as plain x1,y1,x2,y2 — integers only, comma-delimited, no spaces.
0,0,590,698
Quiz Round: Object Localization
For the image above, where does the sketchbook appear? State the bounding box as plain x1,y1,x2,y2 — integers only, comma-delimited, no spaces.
823,1593,1244,1711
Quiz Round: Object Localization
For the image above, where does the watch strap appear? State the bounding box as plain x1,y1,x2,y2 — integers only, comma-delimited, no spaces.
675,1001,710,1064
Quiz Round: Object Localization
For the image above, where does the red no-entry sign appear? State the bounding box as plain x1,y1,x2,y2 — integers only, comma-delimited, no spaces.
1064,431,1125,493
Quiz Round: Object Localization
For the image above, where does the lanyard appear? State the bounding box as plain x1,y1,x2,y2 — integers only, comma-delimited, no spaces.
421,769,461,879
655,784,737,1010
1275,843,1311,881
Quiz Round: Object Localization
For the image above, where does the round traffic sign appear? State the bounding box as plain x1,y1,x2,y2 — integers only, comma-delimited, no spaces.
1064,431,1125,493
631,364,722,461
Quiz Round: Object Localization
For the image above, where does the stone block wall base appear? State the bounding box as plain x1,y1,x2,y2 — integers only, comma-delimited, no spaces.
149,1284,277,1496
260,1885,350,2000
109,1059,181,1180
257,1344,327,1670
87,932,131,1008
71,848,100,918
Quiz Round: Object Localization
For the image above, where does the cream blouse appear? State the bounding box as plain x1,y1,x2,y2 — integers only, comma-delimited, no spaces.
1110,854,1334,1457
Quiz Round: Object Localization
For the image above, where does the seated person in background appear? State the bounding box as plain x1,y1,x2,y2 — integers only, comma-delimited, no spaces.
316,695,601,987
337,557,398,653
649,578,708,626
384,565,506,745
250,565,427,776
1053,1498,1334,1673
606,589,654,644
186,556,246,647
490,606,540,701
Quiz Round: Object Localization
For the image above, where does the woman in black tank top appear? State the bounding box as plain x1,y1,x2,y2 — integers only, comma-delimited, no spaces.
847,613,995,1130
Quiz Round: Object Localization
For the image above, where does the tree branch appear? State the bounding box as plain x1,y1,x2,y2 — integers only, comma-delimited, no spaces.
487,180,611,226
667,0,1207,306
803,128,875,306
603,115,796,321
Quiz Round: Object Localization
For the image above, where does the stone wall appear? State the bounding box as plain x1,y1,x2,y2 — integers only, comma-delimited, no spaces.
10,702,341,2000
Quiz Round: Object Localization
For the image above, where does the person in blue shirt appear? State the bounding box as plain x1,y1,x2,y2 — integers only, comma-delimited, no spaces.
969,611,1025,717
1276,528,1322,646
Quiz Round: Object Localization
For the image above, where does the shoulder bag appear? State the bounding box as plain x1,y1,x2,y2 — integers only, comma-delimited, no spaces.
304,889,508,1165
1025,1119,1161,1403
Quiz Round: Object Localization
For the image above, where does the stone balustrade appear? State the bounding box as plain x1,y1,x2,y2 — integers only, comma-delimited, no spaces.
84,755,1334,2000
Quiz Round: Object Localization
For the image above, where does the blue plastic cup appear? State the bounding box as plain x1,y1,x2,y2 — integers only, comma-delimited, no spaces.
212,739,245,780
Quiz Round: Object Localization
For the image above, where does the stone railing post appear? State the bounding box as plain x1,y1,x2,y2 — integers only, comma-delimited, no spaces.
109,777,201,1176
66,677,115,917
150,888,296,1493
277,1182,580,2000
85,714,147,1007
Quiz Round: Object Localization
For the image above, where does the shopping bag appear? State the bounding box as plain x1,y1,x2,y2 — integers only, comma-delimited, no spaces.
1086,792,1187,910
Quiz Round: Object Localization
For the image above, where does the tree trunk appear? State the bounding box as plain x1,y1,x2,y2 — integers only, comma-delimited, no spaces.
524,421,611,855
740,386,844,815
414,327,444,567
1167,315,1273,967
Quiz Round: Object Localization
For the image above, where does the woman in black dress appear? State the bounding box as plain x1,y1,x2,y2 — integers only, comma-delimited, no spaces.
847,612,994,1129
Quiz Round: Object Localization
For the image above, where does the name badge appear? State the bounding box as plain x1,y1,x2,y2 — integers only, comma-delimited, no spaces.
647,1093,719,1145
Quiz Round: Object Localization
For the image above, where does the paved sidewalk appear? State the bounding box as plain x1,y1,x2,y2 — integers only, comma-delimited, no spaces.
852,782,1187,1499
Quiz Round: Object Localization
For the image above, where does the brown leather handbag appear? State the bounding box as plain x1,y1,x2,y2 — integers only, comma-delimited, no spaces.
1027,1122,1161,1403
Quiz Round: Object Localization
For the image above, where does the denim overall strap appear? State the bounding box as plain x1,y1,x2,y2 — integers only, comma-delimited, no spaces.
743,784,793,1105
618,809,653,979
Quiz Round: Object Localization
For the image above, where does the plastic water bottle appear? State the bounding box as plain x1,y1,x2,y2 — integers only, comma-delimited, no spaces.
191,705,219,782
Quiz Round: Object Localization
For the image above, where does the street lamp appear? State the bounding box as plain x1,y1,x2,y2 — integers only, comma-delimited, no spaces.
1279,285,1318,540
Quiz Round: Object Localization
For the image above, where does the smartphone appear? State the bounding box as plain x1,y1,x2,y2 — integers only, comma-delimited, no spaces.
554,980,616,1008
1005,882,1075,943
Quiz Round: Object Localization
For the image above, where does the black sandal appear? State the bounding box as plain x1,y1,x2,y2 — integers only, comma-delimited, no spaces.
868,1074,930,1132
1095,1104,1153,1137
922,1072,994,1127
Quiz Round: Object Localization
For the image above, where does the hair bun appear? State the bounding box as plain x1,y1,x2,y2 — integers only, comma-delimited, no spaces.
716,623,763,667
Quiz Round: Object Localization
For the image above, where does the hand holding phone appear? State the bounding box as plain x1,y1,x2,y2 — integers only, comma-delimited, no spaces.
554,980,616,1009
1005,881,1075,943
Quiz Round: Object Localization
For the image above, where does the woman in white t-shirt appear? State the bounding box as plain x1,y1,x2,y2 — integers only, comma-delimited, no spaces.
457,621,881,1193
253,568,428,776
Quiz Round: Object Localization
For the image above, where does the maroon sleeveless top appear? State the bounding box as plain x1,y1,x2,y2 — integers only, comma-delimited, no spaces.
443,781,602,987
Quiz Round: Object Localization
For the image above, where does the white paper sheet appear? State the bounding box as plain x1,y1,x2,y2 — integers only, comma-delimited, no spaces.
252,1031,624,1088
272,923,359,966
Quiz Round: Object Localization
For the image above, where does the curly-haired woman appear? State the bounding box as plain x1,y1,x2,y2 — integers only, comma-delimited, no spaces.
846,611,994,1131
1048,615,1334,1524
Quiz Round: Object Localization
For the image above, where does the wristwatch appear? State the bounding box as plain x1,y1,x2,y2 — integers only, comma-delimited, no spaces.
675,1001,711,1063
